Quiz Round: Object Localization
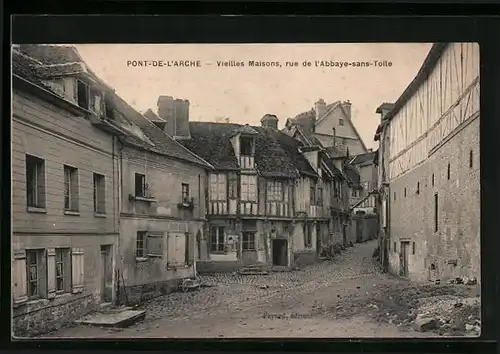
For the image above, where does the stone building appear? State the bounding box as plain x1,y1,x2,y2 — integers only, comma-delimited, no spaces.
283,99,368,156
374,43,480,282
11,45,125,335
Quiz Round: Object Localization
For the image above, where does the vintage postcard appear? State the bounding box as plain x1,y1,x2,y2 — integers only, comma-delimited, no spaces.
11,43,480,339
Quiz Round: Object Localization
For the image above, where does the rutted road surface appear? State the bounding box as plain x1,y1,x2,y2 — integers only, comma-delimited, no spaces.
43,240,434,338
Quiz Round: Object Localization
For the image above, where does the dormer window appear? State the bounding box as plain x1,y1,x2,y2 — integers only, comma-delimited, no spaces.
240,136,254,156
77,80,89,109
339,118,344,126
77,79,105,115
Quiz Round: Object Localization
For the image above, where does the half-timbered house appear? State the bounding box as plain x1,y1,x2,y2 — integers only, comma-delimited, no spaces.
147,112,342,271
374,43,480,282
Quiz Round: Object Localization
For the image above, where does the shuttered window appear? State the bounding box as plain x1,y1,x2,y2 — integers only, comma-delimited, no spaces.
167,232,187,267
71,248,85,294
241,175,257,201
12,250,28,304
47,248,72,298
146,232,164,257
210,173,227,201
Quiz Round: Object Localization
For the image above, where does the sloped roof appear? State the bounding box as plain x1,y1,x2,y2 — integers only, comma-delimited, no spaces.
35,62,86,78
143,108,163,121
111,95,212,168
18,44,82,65
11,51,51,89
180,122,317,178
343,164,361,186
350,151,377,166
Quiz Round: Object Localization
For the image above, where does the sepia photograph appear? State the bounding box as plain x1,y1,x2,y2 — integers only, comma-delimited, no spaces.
11,42,480,339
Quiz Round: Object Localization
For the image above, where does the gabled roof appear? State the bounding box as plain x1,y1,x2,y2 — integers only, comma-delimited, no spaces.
288,99,368,152
11,50,51,90
375,102,396,114
179,122,317,178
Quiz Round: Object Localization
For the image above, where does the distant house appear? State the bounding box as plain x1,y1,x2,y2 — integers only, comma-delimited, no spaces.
347,150,378,214
283,99,368,155
374,43,480,282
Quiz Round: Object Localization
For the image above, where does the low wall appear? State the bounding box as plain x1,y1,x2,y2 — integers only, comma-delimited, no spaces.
13,293,98,337
118,278,182,305
293,250,317,267
196,260,243,274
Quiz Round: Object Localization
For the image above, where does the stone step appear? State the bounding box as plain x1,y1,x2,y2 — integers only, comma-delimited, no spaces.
75,310,146,328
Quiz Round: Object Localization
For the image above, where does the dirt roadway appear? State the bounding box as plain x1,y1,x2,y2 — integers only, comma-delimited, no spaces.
42,241,441,338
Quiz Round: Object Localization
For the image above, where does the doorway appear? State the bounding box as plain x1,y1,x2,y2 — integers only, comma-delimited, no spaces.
315,223,321,256
100,245,113,302
272,239,288,266
242,231,258,264
400,241,410,277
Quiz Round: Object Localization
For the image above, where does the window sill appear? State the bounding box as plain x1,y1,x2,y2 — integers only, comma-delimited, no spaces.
94,213,107,218
64,210,80,216
136,257,149,262
131,196,157,203
27,206,47,214
210,251,228,255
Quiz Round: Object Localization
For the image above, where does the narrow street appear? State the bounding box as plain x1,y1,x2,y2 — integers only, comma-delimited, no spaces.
44,240,442,338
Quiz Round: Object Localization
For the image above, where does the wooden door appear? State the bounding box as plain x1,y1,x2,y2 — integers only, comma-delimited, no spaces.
400,241,410,277
100,245,113,302
242,232,258,264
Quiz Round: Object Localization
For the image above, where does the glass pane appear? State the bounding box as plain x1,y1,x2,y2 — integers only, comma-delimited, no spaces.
29,266,37,280
57,278,64,291
56,263,63,277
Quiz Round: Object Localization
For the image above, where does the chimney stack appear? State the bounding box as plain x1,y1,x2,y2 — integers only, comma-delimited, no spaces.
157,95,191,139
260,114,279,129
314,98,327,121
342,100,352,120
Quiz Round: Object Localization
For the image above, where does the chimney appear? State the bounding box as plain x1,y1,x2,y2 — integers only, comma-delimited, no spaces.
314,98,327,121
342,100,352,120
157,96,191,139
260,114,279,129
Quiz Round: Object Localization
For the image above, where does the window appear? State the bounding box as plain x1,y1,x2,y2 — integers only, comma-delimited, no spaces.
404,187,407,198
135,173,146,197
333,179,340,197
240,137,253,156
64,165,79,212
26,155,45,208
317,186,323,205
310,185,316,205
447,163,451,180
434,193,439,232
26,250,45,299
352,189,358,198
393,191,396,201
93,173,106,214
210,227,225,253
432,173,435,187
136,231,147,258
241,175,257,201
77,80,89,109
182,183,190,202
228,173,238,199
416,182,420,195
469,150,473,168
267,180,283,201
210,173,227,201
55,248,71,293
393,242,397,252
89,89,103,115
339,118,344,126
242,232,256,250
304,224,312,248
412,242,416,255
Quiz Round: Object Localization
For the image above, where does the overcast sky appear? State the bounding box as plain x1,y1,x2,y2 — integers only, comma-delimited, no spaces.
74,43,433,149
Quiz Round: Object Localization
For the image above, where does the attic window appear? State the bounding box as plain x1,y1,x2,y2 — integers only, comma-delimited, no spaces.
240,137,254,156
89,89,103,115
339,118,344,126
77,80,89,109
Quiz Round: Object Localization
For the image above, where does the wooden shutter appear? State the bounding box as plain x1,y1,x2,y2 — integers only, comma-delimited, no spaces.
187,232,195,265
146,232,164,257
12,250,28,304
46,248,57,299
71,248,84,293
167,232,185,266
